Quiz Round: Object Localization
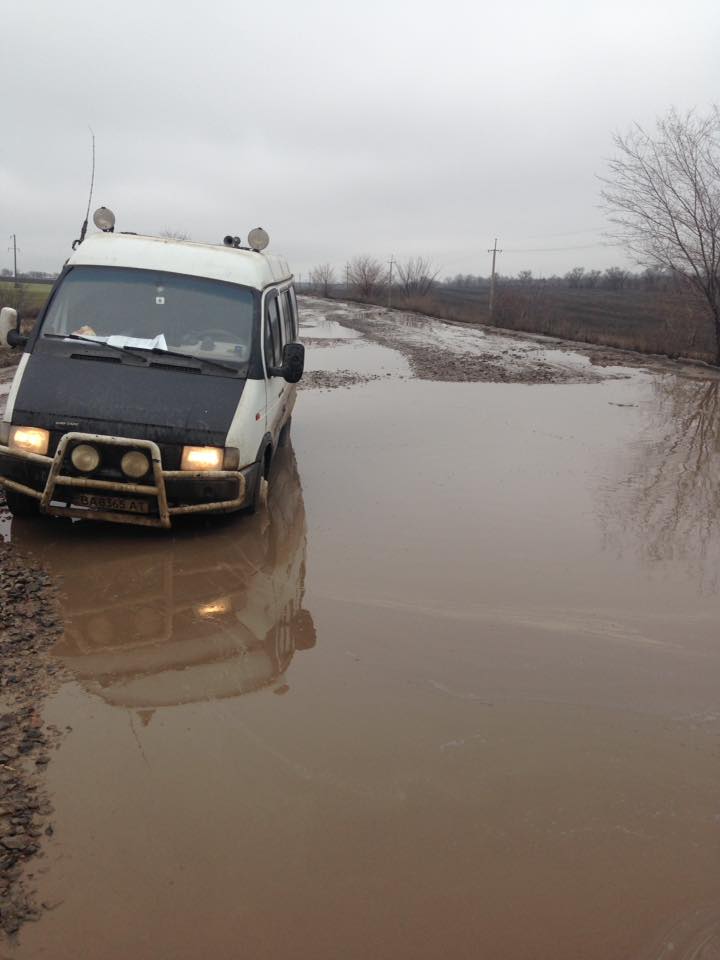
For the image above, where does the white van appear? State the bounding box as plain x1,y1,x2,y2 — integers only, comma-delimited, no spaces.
0,210,304,528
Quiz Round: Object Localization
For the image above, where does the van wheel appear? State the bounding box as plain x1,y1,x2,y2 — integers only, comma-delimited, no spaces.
4,488,40,518
244,449,272,515
278,417,292,448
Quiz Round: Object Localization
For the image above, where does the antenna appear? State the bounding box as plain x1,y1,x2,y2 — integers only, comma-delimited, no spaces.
72,128,96,250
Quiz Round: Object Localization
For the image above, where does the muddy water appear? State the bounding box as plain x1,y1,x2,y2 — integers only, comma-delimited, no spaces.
5,305,720,959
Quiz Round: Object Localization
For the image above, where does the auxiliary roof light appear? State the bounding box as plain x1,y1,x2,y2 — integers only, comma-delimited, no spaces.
223,236,242,248
247,227,269,252
93,206,116,232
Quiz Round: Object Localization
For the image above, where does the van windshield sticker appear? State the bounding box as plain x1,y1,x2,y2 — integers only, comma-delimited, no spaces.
107,334,168,351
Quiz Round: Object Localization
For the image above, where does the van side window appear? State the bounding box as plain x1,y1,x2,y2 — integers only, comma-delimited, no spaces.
280,291,295,345
265,296,283,370
289,288,299,339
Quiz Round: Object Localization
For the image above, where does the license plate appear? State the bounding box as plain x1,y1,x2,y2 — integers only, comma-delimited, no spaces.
72,493,151,515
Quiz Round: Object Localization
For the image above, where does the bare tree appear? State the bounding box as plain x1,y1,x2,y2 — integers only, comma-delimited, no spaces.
641,266,671,291
310,263,335,297
160,229,191,241
565,267,585,288
601,107,720,362
600,377,720,592
602,266,629,291
348,255,384,298
396,257,439,297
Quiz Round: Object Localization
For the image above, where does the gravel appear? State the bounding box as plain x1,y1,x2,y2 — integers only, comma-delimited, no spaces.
298,370,383,391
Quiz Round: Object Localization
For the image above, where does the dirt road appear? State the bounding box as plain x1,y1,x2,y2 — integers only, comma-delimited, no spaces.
2,299,720,958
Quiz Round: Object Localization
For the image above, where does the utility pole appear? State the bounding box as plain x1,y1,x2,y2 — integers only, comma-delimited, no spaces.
387,254,395,309
487,237,502,319
11,234,18,287
345,263,350,292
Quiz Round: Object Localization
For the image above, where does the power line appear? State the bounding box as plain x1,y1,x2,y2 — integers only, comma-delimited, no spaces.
524,226,606,239
503,241,610,253
439,236,614,272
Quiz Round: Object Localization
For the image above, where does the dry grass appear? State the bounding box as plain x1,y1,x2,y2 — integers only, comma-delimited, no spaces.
489,287,715,362
0,281,51,321
0,347,19,369
331,285,717,365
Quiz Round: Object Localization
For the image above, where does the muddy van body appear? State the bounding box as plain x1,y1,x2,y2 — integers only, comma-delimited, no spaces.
0,224,304,528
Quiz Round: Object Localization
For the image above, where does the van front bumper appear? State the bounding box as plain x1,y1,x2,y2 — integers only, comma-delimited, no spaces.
0,432,249,529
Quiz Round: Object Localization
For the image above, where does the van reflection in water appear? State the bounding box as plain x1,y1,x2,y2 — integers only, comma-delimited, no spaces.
11,447,315,709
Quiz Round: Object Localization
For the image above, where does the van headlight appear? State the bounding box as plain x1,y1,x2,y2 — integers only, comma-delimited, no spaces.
9,426,50,456
181,446,223,471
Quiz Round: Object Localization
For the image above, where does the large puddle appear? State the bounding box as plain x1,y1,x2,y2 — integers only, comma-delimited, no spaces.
5,304,720,959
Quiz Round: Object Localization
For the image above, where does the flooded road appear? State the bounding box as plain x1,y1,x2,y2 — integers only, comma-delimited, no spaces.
4,299,720,958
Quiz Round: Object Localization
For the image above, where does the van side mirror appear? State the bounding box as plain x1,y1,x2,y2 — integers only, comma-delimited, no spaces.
280,342,305,383
0,307,27,349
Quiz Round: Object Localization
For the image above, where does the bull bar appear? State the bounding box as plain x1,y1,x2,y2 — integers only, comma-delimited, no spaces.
0,432,247,528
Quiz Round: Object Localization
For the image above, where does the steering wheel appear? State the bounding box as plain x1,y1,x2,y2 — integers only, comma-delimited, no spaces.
181,329,235,344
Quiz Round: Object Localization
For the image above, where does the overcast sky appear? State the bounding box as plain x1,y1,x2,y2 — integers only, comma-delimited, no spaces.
2,0,719,279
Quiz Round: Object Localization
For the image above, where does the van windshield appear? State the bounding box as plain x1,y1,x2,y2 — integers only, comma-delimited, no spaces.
40,266,256,367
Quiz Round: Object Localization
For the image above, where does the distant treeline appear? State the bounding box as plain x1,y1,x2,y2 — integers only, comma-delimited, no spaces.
442,265,682,293
0,271,57,283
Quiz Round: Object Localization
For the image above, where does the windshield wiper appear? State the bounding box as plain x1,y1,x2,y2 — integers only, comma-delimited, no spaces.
127,345,241,374
44,335,241,374
43,333,150,364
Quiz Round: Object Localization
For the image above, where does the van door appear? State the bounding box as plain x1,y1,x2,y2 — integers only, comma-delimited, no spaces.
263,291,286,442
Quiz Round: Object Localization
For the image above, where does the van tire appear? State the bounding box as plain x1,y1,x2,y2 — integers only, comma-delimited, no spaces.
4,488,40,518
243,468,262,516
244,446,272,515
278,417,292,448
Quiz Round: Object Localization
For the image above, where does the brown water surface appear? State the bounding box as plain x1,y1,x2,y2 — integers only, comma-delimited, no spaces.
4,302,720,959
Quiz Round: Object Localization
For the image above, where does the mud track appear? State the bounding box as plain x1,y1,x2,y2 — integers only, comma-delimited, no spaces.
304,298,612,384
299,370,383,391
300,296,720,387
0,498,64,936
